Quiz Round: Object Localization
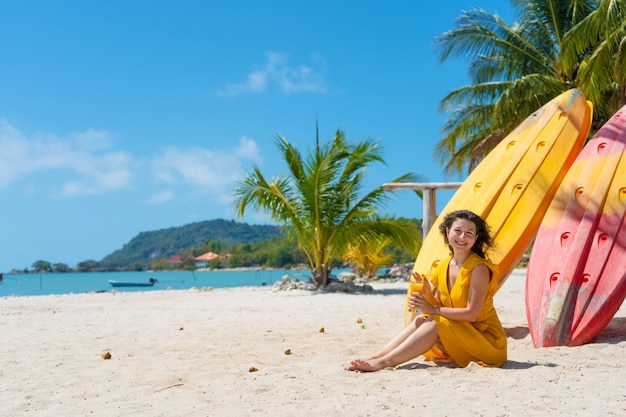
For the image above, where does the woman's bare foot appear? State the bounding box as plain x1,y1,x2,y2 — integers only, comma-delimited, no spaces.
344,360,360,371
344,358,387,372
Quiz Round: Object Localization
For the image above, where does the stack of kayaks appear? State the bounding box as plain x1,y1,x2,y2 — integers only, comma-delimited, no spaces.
405,89,593,325
526,104,626,347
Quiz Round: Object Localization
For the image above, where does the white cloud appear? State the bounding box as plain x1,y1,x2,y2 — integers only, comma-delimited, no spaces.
71,128,112,151
57,151,134,197
0,120,31,187
0,121,265,205
151,136,263,203
218,52,327,97
0,120,134,196
148,190,176,204
234,135,262,160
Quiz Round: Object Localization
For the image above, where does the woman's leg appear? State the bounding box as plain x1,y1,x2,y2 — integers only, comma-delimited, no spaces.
366,315,427,360
344,317,425,371
346,319,439,371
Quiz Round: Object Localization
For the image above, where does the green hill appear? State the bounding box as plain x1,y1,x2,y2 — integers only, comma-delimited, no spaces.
101,219,282,268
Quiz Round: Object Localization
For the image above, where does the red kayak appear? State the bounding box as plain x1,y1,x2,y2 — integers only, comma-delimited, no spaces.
526,105,626,347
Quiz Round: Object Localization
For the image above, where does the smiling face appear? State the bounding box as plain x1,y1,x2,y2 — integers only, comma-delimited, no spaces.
446,218,478,254
438,210,493,259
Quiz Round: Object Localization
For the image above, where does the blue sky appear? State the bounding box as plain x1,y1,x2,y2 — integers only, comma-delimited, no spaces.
0,1,514,271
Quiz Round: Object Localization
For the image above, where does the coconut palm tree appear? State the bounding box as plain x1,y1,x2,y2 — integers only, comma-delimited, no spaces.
233,129,422,286
434,0,626,175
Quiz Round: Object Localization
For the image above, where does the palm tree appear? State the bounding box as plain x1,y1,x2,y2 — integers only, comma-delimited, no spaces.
344,236,395,279
233,129,422,286
434,0,626,175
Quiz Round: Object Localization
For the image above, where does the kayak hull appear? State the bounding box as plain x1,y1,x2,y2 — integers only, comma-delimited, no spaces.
526,105,626,347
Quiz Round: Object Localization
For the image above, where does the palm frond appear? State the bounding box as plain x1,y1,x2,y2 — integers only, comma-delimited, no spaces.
435,8,553,78
433,1,610,175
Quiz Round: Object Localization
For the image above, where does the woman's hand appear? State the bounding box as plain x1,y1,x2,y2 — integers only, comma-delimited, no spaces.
408,272,441,314
409,292,438,315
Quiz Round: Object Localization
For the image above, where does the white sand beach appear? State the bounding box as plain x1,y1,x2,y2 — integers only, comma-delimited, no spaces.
2,268,626,417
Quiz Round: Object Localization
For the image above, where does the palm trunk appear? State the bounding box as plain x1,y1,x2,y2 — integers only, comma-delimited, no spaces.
312,266,330,286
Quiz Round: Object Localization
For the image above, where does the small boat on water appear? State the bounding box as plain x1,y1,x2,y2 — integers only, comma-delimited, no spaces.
108,278,157,288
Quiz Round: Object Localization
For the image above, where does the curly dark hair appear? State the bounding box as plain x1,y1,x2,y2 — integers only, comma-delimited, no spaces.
438,210,494,259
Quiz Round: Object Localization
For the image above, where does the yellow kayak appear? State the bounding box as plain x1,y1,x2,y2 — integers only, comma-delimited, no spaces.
405,89,592,324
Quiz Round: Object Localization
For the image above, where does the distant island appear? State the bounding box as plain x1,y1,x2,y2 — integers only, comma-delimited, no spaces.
12,219,283,273
12,218,418,274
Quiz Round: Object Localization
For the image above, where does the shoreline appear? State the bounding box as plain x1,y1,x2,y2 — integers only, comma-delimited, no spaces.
4,265,314,275
3,268,626,416
0,268,313,298
0,266,407,299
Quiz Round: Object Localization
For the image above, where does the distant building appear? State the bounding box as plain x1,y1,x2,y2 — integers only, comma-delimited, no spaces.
194,251,219,268
167,255,182,267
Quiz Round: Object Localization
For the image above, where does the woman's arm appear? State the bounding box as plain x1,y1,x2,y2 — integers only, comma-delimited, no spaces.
414,264,490,322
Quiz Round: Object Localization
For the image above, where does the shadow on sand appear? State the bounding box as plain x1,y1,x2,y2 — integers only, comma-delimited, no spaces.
503,317,626,345
589,317,626,345
505,325,529,340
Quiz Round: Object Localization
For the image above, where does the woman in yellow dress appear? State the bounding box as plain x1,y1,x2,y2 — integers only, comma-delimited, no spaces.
345,210,507,371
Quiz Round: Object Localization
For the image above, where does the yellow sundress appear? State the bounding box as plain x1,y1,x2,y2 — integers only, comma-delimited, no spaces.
423,253,507,367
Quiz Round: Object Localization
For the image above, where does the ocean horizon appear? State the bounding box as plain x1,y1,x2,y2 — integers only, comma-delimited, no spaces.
0,268,317,297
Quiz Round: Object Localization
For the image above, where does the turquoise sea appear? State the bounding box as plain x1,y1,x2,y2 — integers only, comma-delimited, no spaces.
0,269,313,297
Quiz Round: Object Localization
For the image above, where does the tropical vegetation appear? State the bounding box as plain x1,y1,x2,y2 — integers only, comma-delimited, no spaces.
234,129,423,286
434,0,626,175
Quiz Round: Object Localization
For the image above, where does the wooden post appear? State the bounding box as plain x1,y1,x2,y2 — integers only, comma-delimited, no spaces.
382,182,463,238
423,188,437,235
